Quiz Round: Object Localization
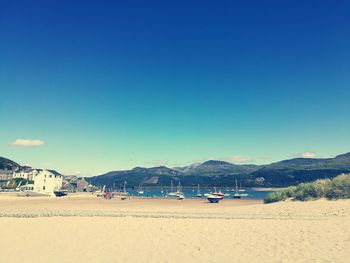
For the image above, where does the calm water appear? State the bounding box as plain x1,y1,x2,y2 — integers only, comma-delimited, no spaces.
122,187,273,200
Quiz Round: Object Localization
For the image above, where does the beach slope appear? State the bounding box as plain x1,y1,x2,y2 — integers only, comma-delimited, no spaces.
0,195,349,263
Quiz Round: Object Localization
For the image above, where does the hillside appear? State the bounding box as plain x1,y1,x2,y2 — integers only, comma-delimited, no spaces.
251,153,350,186
0,157,21,171
178,160,260,175
90,152,350,188
2,152,350,188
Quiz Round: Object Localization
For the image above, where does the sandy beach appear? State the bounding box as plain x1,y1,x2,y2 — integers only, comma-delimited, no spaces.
0,193,349,263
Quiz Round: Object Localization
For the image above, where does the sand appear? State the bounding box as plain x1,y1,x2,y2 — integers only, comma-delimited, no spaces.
0,193,349,263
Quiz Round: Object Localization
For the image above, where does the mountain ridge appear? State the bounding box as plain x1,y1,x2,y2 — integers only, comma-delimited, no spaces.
0,157,62,177
89,152,350,187
2,152,350,187
0,157,21,171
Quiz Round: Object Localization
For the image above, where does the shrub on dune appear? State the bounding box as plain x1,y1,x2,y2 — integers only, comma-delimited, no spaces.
326,174,350,199
264,191,287,203
264,174,350,203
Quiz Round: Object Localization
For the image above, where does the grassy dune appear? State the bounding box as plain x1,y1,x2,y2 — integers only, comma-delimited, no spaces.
264,173,350,203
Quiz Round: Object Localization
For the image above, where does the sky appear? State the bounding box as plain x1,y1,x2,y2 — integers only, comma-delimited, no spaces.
0,0,349,175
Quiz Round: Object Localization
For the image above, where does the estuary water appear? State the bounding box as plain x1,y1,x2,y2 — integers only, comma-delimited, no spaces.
125,187,273,200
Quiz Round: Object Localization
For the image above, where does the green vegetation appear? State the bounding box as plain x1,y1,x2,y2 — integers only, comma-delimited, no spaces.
0,178,33,189
264,173,350,203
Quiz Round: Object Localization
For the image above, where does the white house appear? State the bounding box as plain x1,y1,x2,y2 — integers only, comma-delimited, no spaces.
32,170,63,195
0,171,13,180
255,177,265,183
15,169,63,195
13,169,39,180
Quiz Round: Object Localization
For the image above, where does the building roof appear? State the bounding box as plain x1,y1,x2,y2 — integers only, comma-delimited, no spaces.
47,169,62,177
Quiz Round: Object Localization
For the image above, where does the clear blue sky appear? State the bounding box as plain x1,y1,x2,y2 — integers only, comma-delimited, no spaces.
1,0,349,175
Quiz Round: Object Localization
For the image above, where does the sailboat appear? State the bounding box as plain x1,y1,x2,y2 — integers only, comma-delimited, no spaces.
176,181,185,200
233,179,246,198
207,186,225,202
123,181,127,194
207,194,223,203
94,185,105,197
177,194,185,200
238,181,246,192
211,187,225,198
196,184,202,197
118,181,129,200
176,181,183,195
205,186,225,202
168,180,177,196
137,184,144,194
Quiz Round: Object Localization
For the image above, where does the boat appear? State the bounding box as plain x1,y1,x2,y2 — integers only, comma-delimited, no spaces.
211,187,225,198
112,181,130,198
204,187,226,199
123,181,128,195
175,181,184,197
168,180,177,196
238,181,246,192
94,185,106,197
233,193,242,199
54,189,68,197
177,194,185,200
103,191,114,199
196,184,202,197
233,179,243,199
137,184,144,194
207,194,223,203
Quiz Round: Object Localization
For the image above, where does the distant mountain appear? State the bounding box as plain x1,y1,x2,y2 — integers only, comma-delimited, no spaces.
90,152,350,188
173,163,201,173
266,152,350,169
89,166,181,188
2,152,350,188
251,153,350,186
183,160,260,175
89,160,262,188
0,157,21,171
0,157,62,177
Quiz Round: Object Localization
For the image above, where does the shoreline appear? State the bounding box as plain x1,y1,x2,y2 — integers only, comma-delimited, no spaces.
250,187,283,191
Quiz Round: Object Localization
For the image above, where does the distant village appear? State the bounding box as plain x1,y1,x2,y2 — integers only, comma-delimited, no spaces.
0,168,95,196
